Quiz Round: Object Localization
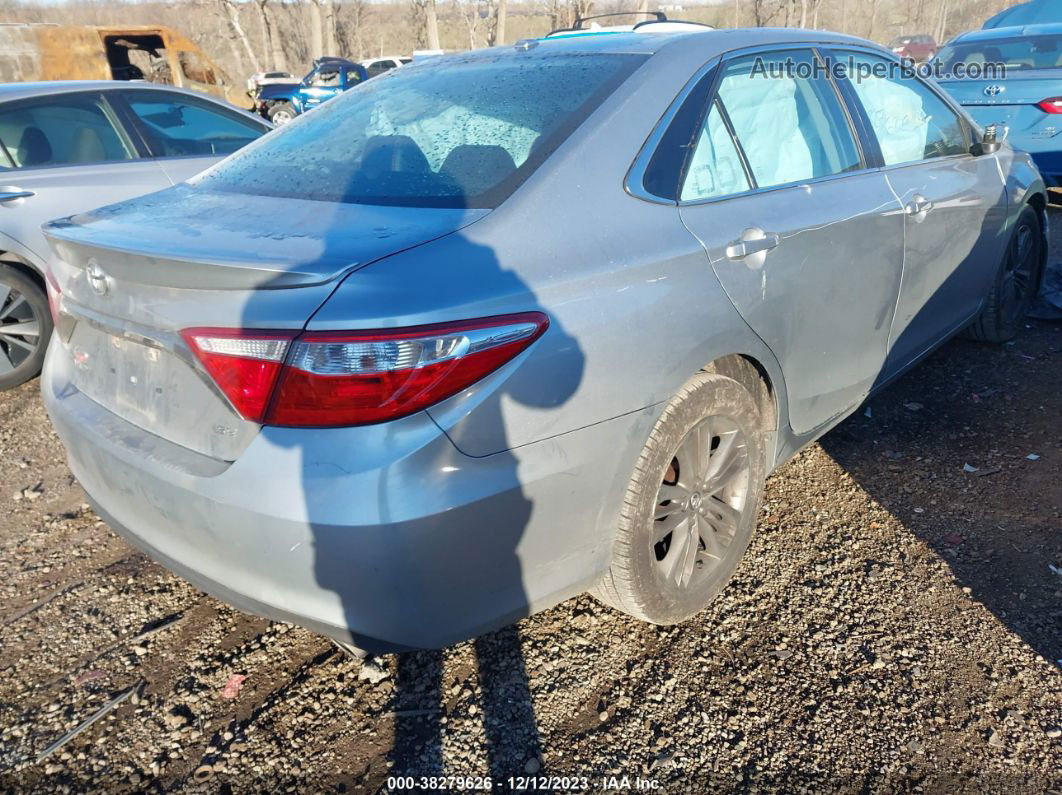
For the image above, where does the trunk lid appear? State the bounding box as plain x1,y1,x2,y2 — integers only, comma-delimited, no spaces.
44,184,487,460
939,72,1062,107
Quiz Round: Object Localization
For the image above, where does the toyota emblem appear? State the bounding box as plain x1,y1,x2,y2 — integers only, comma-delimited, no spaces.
85,259,109,296
984,84,1006,96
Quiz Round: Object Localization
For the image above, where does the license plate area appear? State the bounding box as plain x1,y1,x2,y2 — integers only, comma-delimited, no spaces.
61,316,259,461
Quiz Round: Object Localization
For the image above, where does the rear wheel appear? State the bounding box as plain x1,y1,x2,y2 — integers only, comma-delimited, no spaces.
268,102,296,125
594,373,767,624
965,204,1043,343
0,263,51,390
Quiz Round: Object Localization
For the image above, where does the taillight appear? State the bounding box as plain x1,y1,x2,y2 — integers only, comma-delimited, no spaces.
183,313,548,428
181,328,297,422
1037,97,1062,114
44,268,61,326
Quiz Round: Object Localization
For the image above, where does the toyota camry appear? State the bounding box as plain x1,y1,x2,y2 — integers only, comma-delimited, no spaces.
41,26,1045,651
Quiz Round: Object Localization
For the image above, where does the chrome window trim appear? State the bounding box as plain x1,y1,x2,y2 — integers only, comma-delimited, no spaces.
624,55,722,205
677,46,873,207
626,38,987,209
627,40,884,206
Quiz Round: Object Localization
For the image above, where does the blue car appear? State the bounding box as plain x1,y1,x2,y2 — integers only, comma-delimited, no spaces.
254,57,368,124
984,0,1061,29
934,24,1062,187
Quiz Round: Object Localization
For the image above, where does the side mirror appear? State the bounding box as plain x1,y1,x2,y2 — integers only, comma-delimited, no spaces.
978,124,1006,155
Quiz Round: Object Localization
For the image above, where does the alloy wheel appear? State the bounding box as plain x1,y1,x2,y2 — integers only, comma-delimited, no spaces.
0,281,41,377
1002,218,1038,324
652,415,751,589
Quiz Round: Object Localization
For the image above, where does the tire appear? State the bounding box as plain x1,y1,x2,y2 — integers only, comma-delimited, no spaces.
965,204,1044,343
0,263,52,390
594,373,767,625
267,102,296,125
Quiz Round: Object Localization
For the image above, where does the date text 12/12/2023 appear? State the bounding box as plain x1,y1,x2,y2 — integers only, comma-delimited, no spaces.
386,775,664,790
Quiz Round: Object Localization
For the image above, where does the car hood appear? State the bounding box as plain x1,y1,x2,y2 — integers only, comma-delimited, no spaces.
43,183,489,290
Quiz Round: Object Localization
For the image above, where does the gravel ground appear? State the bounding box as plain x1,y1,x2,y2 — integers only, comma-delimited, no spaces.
0,216,1059,794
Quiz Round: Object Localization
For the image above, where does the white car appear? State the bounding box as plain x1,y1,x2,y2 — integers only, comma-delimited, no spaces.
246,71,296,94
359,56,411,78
0,81,269,389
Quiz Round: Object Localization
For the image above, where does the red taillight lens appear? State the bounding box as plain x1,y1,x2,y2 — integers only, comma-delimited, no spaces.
183,313,548,428
181,328,297,422
44,269,61,326
1037,97,1062,114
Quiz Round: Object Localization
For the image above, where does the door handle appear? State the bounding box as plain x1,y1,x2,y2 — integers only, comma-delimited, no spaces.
905,195,934,216
725,231,780,260
0,189,34,203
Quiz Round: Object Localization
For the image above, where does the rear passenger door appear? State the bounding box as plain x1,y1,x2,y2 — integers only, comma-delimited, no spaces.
831,50,1008,374
677,49,906,435
0,91,168,267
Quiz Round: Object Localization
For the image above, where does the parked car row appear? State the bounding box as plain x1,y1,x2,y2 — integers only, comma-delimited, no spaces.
34,26,1046,653
251,55,411,124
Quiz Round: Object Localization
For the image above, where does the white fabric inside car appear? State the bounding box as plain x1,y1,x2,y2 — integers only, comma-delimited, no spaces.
847,68,933,165
718,68,815,188
681,103,749,201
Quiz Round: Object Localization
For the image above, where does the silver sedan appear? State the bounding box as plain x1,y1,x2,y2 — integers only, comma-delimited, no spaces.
42,27,1045,651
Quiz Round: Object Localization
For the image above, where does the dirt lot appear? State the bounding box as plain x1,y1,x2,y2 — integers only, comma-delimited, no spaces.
0,221,1059,794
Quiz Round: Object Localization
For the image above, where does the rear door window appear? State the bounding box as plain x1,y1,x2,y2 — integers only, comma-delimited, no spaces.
0,93,135,169
197,52,645,208
839,52,969,166
121,90,266,157
710,50,862,191
680,102,750,201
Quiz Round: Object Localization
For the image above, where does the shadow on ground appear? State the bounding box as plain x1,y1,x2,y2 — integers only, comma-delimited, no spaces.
820,323,1061,664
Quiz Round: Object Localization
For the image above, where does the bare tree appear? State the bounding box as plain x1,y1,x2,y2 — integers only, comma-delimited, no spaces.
751,0,784,27
323,0,339,55
409,0,440,49
455,0,481,49
219,0,261,73
495,0,507,45
867,0,880,39
307,0,324,59
0,0,1029,86
255,0,287,71
937,0,951,42
337,0,370,58
425,0,441,49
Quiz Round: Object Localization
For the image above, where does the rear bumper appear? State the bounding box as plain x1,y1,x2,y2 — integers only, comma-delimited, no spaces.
43,342,650,651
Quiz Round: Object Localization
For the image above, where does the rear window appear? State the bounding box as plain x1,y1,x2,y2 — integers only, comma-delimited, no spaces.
936,35,1062,72
196,52,644,208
